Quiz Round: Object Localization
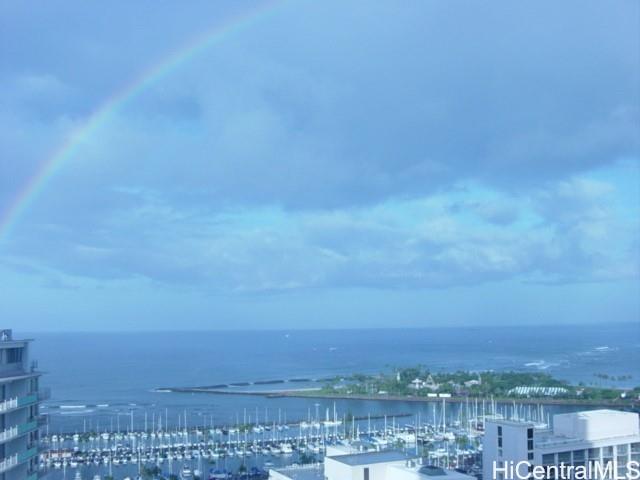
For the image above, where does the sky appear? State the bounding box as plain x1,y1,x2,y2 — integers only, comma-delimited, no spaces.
1,0,639,331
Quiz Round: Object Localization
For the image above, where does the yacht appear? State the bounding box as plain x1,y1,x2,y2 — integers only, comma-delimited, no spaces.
180,466,194,479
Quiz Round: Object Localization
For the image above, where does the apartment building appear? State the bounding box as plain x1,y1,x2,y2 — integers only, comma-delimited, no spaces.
0,329,46,480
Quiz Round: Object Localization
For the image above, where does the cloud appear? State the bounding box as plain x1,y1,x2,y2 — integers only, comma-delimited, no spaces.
2,1,638,214
0,0,638,316
6,173,637,293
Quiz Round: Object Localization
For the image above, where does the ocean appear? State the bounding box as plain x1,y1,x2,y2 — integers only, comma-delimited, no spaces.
22,323,640,433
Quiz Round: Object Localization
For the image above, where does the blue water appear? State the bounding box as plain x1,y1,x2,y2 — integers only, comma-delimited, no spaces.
21,323,640,432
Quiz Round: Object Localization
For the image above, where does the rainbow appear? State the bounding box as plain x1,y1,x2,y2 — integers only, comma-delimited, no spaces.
0,0,286,243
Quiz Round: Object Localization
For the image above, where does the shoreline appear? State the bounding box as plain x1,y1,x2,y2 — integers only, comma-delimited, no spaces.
158,387,640,409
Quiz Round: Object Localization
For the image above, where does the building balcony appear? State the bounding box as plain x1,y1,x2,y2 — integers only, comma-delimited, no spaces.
0,426,18,443
0,391,46,414
18,393,38,408
0,397,18,412
0,392,41,414
19,420,38,436
19,445,39,464
0,420,38,444
0,454,18,474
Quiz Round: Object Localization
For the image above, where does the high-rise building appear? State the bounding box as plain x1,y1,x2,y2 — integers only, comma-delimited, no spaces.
483,409,640,480
0,329,47,480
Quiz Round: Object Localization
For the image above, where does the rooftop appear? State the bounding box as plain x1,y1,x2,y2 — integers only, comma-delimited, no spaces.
0,329,32,347
550,409,639,442
484,416,537,427
419,466,448,476
272,465,325,480
389,464,476,480
329,450,413,466
559,409,633,420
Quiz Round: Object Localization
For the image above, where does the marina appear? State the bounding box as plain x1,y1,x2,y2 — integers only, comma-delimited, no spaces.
42,414,481,479
40,398,567,479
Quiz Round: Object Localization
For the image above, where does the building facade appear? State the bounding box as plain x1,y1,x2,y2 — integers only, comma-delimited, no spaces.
0,329,46,480
483,409,640,480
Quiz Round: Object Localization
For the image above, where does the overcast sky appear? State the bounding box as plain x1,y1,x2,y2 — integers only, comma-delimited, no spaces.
1,0,638,331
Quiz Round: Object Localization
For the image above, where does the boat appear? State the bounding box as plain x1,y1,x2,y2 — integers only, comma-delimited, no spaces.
180,466,194,479
209,469,232,479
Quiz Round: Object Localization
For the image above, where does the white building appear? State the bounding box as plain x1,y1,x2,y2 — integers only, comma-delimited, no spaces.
507,387,569,397
271,451,475,480
410,379,428,390
0,329,47,480
483,409,640,480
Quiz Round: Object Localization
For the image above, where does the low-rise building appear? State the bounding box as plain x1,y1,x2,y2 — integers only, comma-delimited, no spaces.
507,386,569,397
271,450,476,480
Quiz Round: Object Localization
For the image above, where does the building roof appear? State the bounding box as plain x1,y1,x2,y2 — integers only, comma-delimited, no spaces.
387,464,475,480
419,466,448,476
484,416,537,427
563,409,632,420
546,409,640,444
272,465,325,480
329,450,413,466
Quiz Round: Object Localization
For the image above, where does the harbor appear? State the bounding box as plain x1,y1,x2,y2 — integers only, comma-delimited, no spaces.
40,396,574,480
42,405,482,479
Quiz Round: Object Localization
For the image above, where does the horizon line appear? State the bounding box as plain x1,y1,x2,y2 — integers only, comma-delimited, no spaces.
16,320,639,335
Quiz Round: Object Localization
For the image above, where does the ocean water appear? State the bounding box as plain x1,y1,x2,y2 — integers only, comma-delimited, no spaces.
22,323,640,433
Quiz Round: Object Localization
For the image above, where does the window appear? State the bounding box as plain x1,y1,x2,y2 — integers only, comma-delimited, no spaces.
617,445,628,479
498,426,503,435
528,452,534,461
364,467,369,480
542,454,555,466
6,348,23,364
558,452,571,465
498,437,503,447
528,428,534,439
631,442,640,463
528,439,534,450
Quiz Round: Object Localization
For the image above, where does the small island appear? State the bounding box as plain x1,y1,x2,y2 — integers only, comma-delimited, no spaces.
285,367,640,407
159,367,640,408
